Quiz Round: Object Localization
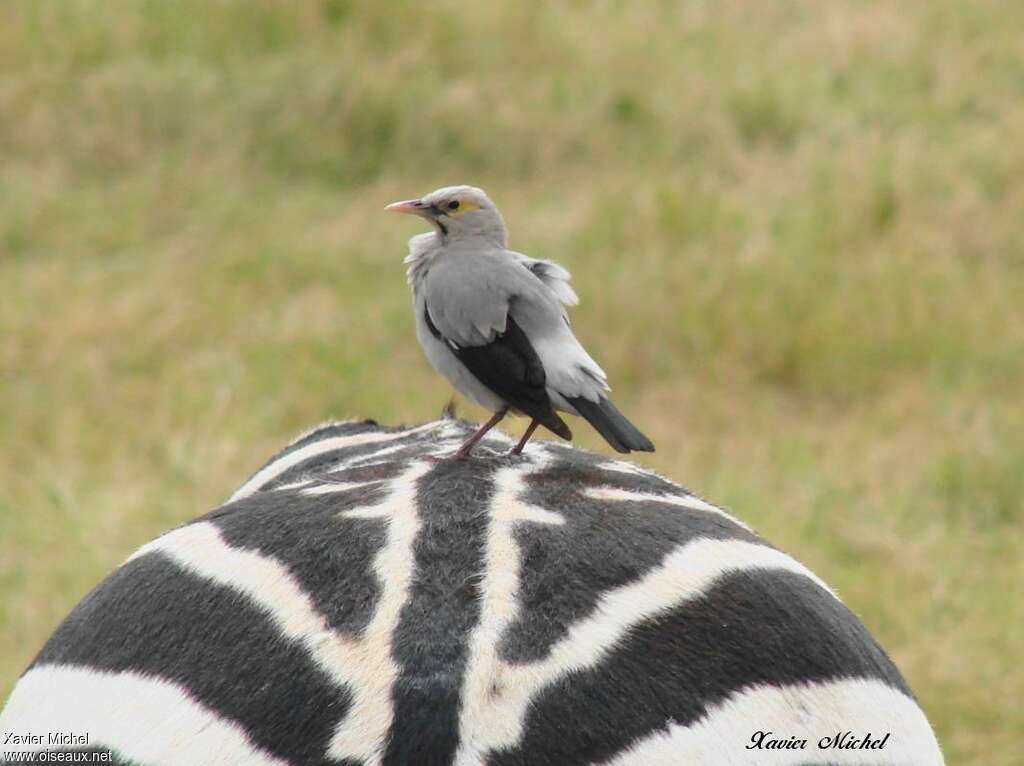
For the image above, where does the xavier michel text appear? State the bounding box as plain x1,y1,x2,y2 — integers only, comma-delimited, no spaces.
3,731,90,747
747,731,891,752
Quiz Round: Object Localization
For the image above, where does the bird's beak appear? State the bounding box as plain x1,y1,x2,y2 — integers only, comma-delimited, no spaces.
385,199,433,218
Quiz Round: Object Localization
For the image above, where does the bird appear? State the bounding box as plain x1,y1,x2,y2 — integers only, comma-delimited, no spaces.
387,185,655,460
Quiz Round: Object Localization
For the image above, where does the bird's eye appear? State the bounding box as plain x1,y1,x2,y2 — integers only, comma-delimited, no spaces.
447,200,460,211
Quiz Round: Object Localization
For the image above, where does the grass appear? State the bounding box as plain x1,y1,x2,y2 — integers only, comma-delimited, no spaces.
1,1,1022,762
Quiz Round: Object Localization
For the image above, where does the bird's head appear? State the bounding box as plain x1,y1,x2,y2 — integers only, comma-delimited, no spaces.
386,185,507,246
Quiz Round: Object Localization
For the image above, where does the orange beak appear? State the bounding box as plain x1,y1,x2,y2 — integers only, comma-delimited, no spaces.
385,199,432,217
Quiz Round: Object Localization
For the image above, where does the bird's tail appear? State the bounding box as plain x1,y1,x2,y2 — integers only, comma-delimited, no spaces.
539,410,573,441
567,396,655,454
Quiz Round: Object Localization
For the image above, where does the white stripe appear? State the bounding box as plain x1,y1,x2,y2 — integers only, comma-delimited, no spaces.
130,463,435,766
301,480,380,496
326,420,470,466
455,460,562,765
272,478,314,492
227,422,444,502
457,535,838,760
0,666,288,766
341,441,423,467
126,522,360,671
598,459,653,476
584,486,753,532
326,463,432,764
600,678,944,765
480,428,516,445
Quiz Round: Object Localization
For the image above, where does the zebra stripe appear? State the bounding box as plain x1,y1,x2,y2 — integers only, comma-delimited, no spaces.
456,461,842,762
601,678,940,766
1,418,944,765
227,421,444,502
581,485,754,532
456,459,567,762
327,460,434,764
0,666,288,766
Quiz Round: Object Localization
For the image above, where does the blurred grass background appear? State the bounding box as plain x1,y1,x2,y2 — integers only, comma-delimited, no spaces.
1,1,1021,761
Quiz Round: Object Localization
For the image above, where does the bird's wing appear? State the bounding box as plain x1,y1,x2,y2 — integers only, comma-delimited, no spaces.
497,254,609,403
422,306,570,438
518,308,610,404
424,249,608,411
422,251,554,347
507,252,579,316
419,257,573,436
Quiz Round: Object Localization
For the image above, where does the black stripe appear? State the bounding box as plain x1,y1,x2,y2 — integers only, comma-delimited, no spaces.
243,420,385,482
283,419,384,452
31,555,357,766
206,480,389,636
315,460,404,485
489,569,913,766
252,430,435,493
488,569,911,766
382,460,498,766
499,460,758,663
534,445,705,497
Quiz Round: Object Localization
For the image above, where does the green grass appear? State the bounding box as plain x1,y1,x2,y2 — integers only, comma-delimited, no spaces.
1,1,1022,762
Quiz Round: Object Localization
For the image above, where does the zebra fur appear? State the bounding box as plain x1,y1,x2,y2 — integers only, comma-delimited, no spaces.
1,418,944,765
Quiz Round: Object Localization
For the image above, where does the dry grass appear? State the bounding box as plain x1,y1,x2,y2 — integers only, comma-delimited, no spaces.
2,1,1022,762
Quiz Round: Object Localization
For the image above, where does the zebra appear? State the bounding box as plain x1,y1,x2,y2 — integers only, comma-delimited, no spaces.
1,416,944,765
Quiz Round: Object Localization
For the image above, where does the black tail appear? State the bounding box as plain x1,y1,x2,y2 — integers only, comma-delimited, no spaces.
539,410,573,441
567,396,655,454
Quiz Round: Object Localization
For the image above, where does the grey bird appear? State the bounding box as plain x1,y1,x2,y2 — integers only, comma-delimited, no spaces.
387,185,655,460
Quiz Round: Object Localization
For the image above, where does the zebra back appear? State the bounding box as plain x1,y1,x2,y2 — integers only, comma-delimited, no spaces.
1,418,944,765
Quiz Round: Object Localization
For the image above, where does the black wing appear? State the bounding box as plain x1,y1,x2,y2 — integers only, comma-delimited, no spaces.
424,305,571,440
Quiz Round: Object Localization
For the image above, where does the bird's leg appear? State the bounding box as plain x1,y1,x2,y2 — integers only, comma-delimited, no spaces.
453,407,509,460
510,419,540,456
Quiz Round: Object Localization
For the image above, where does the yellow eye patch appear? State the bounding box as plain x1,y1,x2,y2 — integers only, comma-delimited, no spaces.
446,200,479,217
